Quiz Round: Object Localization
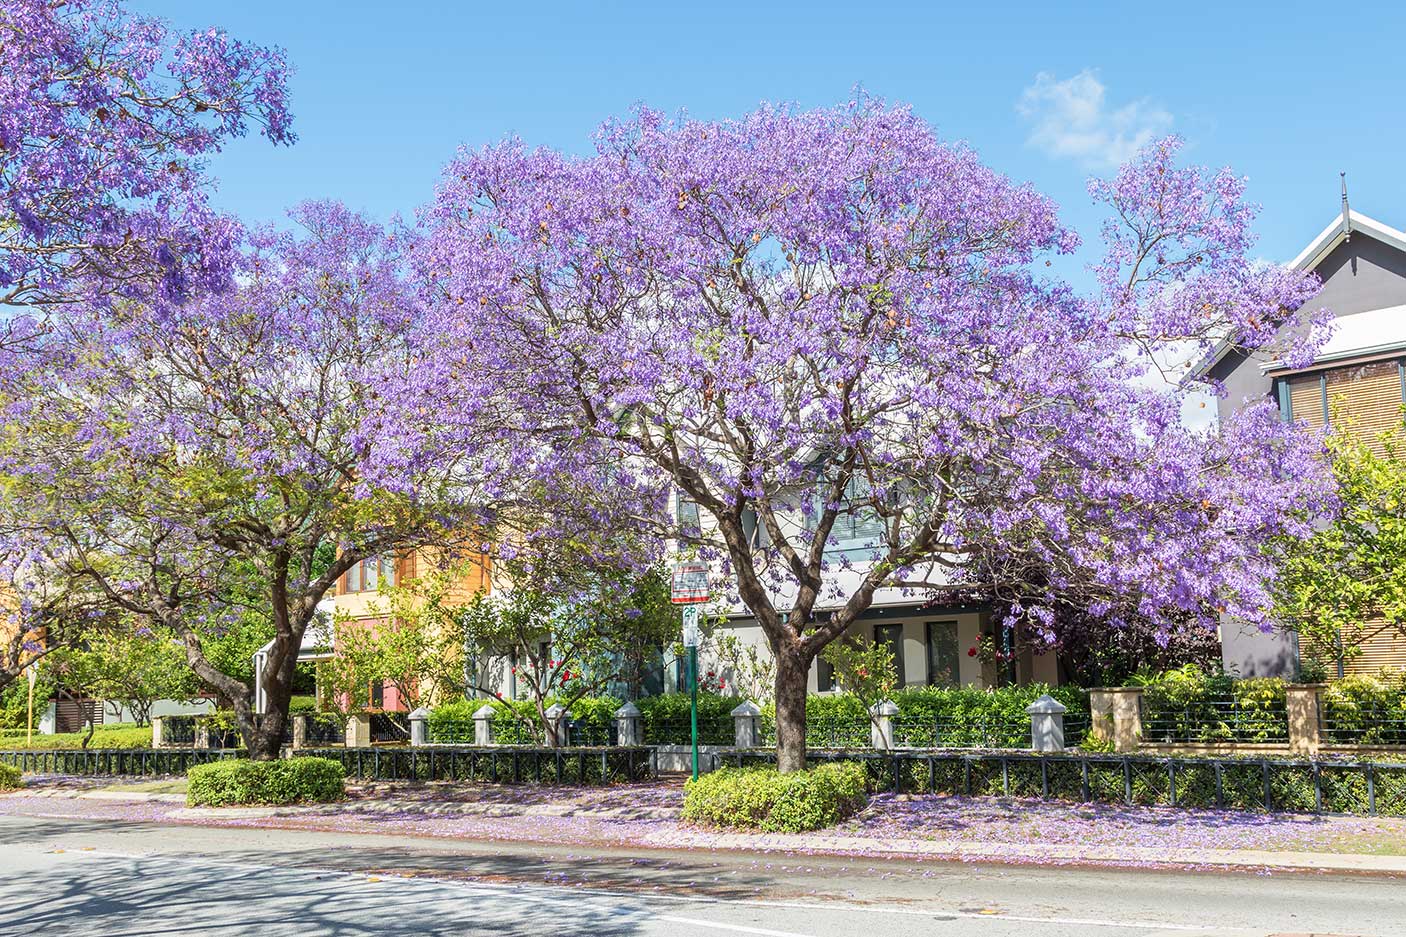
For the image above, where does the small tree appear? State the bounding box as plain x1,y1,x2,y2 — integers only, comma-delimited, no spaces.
55,624,198,725
459,559,677,745
1274,416,1406,672
822,638,898,734
322,562,479,717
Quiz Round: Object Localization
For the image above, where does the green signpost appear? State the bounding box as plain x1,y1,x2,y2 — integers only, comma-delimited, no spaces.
672,563,708,781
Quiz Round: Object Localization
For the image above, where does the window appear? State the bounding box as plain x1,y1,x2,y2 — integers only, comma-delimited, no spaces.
874,623,905,688
816,654,835,692
370,681,385,709
676,491,701,535
926,621,960,687
826,476,887,556
1279,359,1405,456
341,556,398,594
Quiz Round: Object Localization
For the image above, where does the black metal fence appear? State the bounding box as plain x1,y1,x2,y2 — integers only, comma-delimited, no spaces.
163,716,197,746
0,748,241,776
304,714,345,745
728,748,1406,817
370,713,411,744
301,746,654,784
1322,698,1406,747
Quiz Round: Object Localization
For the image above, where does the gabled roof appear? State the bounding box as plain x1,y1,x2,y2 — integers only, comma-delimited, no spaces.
1289,210,1406,273
1188,210,1406,381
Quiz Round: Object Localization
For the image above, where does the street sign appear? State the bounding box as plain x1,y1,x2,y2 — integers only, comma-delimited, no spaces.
670,562,710,604
682,606,700,648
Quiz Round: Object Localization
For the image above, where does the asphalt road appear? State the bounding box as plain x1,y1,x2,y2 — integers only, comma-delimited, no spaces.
1,815,1401,937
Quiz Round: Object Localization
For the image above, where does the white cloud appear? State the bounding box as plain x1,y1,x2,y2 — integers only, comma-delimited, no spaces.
1018,70,1172,169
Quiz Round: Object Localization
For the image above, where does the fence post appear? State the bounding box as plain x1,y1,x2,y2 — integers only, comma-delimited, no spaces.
870,700,899,751
195,720,211,750
1109,688,1144,753
151,716,164,750
345,713,371,748
615,701,642,747
731,700,761,748
544,703,569,747
292,715,308,750
409,707,429,747
1027,694,1067,752
1285,684,1325,756
473,704,496,746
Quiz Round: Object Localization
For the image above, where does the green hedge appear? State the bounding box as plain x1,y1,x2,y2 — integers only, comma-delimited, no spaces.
638,692,741,745
187,756,345,806
0,726,153,750
1322,674,1406,745
683,762,868,832
0,763,21,789
759,684,1089,749
1137,666,1288,742
427,697,624,745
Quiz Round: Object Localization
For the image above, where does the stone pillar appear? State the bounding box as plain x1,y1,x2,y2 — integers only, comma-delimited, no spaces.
151,716,165,750
345,713,371,748
1088,689,1115,745
1109,687,1144,753
870,700,899,751
1286,684,1325,756
731,701,761,748
292,715,308,750
615,701,642,747
409,707,429,747
195,722,211,750
1027,694,1068,752
473,704,496,746
544,703,569,747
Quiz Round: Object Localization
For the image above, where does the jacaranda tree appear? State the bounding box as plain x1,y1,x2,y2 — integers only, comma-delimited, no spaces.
1,203,479,758
0,0,294,312
404,98,1334,771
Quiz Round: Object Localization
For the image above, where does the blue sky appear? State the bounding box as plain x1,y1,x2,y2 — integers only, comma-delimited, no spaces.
146,0,1406,273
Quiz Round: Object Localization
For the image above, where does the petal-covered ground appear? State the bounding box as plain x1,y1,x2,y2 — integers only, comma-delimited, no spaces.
3,775,1403,869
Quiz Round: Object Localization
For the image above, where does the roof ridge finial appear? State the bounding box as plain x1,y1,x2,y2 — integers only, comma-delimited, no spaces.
1341,172,1352,241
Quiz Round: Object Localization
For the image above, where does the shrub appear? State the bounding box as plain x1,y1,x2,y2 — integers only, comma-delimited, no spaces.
638,692,741,745
187,756,345,806
682,762,868,832
0,725,153,750
0,763,21,790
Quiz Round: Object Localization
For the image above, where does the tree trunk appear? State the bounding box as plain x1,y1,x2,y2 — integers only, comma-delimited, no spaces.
773,647,811,773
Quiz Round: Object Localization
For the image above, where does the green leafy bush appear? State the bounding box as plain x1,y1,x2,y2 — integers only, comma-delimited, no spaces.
682,763,868,832
1138,665,1288,742
1322,674,1406,745
638,692,741,745
187,756,345,806
0,763,22,789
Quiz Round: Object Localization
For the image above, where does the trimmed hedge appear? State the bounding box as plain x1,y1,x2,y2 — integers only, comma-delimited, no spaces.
0,762,21,790
683,762,868,832
186,756,345,806
637,692,742,745
0,725,152,750
428,697,624,745
1137,666,1288,742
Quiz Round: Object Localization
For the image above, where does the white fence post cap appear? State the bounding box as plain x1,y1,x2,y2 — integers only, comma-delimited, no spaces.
1026,694,1068,715
730,701,761,717
614,701,642,718
473,704,498,720
544,703,567,719
408,707,430,721
870,700,900,717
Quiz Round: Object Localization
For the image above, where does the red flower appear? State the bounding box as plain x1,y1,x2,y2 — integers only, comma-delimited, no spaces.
967,647,977,657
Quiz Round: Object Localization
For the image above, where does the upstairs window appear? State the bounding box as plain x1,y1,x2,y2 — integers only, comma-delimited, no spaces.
341,556,398,594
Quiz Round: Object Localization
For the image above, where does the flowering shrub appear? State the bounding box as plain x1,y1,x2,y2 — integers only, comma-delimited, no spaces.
0,763,22,790
187,756,345,807
682,763,868,832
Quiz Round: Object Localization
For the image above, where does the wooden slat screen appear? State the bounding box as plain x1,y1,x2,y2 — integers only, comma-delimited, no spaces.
1326,360,1403,452
1286,373,1326,428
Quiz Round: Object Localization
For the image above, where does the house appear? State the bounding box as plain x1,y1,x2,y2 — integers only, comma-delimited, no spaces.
1195,206,1406,678
683,491,1060,695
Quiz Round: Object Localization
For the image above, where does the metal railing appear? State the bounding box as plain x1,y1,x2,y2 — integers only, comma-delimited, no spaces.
1321,698,1406,747
643,718,733,747
0,748,241,776
1139,694,1289,744
300,746,654,784
726,748,1406,817
369,712,410,744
